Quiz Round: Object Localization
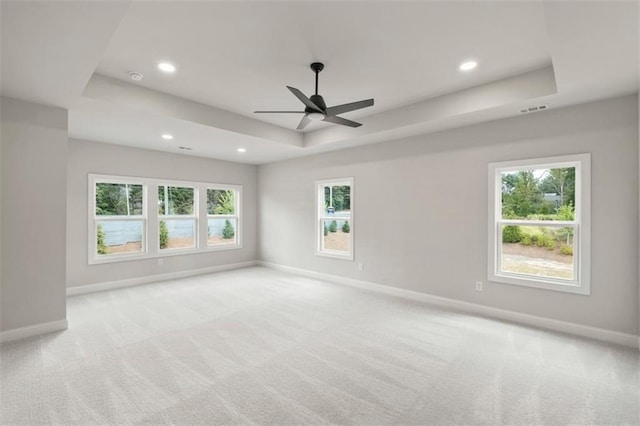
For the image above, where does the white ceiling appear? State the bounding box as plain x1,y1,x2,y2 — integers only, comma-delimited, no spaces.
1,1,638,165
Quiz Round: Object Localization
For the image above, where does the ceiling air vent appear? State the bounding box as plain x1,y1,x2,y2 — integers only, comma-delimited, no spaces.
520,105,548,114
178,146,192,151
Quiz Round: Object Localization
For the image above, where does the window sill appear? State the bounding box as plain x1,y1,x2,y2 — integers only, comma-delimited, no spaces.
489,272,590,295
316,251,354,261
89,243,242,265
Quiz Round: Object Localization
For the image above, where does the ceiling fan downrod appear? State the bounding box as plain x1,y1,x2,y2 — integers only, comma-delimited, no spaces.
310,62,324,96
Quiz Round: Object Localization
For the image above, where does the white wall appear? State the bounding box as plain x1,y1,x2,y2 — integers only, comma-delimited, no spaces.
1,97,68,331
67,139,258,288
258,95,639,335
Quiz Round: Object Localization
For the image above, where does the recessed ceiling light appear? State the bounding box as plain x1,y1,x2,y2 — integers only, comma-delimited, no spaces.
161,134,174,140
158,62,176,73
459,60,477,71
237,148,247,153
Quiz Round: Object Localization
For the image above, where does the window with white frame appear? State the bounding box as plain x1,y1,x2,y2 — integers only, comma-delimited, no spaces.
158,185,196,251
488,154,590,294
207,187,241,248
92,178,146,259
316,178,353,259
89,174,242,264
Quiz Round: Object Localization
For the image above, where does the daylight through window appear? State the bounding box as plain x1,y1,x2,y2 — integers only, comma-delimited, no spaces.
488,154,590,294
89,174,241,264
316,178,353,260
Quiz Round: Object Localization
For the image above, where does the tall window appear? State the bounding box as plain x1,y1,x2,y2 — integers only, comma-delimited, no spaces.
488,154,590,294
92,179,146,259
158,185,196,251
316,178,353,260
89,174,242,264
207,187,241,248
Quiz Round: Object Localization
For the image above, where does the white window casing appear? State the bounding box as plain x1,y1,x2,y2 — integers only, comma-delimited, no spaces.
487,154,591,295
89,174,241,264
316,177,354,260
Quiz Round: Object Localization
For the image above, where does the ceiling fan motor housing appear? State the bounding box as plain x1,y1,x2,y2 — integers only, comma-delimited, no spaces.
308,94,326,111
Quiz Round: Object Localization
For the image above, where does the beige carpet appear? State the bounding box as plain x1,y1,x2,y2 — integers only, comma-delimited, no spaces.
1,266,638,425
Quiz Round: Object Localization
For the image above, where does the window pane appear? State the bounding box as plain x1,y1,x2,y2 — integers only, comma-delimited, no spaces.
96,220,143,255
158,186,194,215
323,185,351,214
501,167,575,220
207,218,237,245
96,183,143,216
322,219,351,253
500,224,575,281
207,189,235,215
159,219,195,250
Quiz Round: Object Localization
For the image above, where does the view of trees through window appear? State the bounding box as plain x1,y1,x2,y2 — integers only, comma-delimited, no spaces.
499,167,576,281
92,176,242,262
96,183,143,216
158,186,194,215
95,183,144,256
207,189,238,246
502,168,575,219
158,186,195,250
320,183,351,255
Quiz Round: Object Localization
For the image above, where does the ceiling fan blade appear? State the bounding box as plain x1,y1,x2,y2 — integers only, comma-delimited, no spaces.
287,86,323,113
296,114,311,130
254,111,305,113
322,115,362,128
325,99,374,116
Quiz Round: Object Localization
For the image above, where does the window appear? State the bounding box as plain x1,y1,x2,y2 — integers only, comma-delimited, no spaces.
92,179,146,260
488,154,590,294
207,187,241,248
89,174,242,264
158,185,196,251
316,178,353,259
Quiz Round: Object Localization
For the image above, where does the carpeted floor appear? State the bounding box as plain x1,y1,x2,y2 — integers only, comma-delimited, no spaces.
1,266,638,425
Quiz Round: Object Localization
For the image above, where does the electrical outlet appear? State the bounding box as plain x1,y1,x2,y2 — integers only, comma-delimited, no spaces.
158,258,163,266
357,263,364,271
475,281,483,291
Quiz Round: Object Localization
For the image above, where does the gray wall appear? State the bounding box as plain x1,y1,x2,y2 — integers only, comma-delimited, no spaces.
1,97,68,331
67,139,258,287
258,95,639,335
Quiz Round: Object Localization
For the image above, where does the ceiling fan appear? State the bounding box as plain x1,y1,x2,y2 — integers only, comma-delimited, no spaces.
254,62,374,130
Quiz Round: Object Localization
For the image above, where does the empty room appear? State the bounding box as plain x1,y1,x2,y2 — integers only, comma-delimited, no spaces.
1,1,639,424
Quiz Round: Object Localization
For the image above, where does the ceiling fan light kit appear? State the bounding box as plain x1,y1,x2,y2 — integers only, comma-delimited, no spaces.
254,62,374,130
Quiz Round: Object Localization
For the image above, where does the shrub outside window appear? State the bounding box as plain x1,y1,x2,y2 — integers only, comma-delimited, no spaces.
207,187,241,248
316,178,353,260
488,154,590,294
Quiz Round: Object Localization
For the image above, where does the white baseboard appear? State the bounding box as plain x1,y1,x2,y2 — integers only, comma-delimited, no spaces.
0,319,68,343
259,261,639,349
67,261,258,296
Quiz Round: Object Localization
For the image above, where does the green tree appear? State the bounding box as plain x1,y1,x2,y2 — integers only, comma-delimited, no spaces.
324,185,351,212
503,171,543,218
222,219,235,239
96,224,108,254
329,220,338,233
159,220,169,249
539,167,574,207
96,183,142,215
207,189,235,214
158,186,194,215
342,221,350,233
